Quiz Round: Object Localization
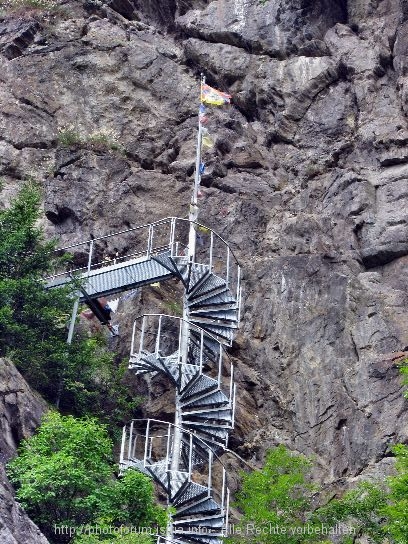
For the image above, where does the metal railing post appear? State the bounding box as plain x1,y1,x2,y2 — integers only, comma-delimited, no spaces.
166,423,171,470
128,420,134,459
218,346,222,387
131,320,137,356
221,467,226,511
209,231,214,271
188,433,193,478
178,318,183,363
226,247,230,288
156,315,162,357
132,433,137,458
147,224,153,258
199,329,204,373
120,425,127,463
140,316,146,355
144,419,150,466
87,240,94,274
232,384,237,428
225,488,230,536
170,218,176,255
208,449,213,496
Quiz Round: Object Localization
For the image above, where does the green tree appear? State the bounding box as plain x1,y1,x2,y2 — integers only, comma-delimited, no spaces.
0,183,139,426
383,444,408,543
313,481,387,543
7,412,166,543
229,445,320,544
73,534,153,544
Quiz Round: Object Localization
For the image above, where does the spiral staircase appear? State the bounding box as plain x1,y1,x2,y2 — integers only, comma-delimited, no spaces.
46,216,241,544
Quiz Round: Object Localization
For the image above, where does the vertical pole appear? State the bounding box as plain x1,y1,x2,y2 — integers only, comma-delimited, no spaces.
67,297,79,345
226,247,230,288
87,240,94,274
120,425,127,464
188,433,193,478
156,315,162,357
172,74,205,470
208,449,213,496
188,73,205,263
56,296,79,408
166,423,171,469
169,74,205,543
144,419,150,467
128,420,134,459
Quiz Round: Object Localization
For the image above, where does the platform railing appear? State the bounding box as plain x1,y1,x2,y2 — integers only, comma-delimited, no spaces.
130,314,234,393
46,218,241,308
120,419,228,507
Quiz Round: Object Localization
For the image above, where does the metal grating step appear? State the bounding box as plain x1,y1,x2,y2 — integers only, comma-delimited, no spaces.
186,265,210,295
189,309,238,322
182,422,230,441
188,274,226,300
173,481,209,507
182,408,232,424
181,389,229,409
173,531,223,544
80,258,173,299
174,514,225,529
152,252,184,283
189,315,238,330
180,365,201,393
147,463,170,492
121,458,150,476
180,375,218,402
188,291,237,310
169,471,189,499
199,324,234,343
175,497,221,517
188,275,227,303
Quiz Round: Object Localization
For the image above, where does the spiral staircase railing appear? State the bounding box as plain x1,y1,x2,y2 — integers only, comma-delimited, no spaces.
46,76,241,544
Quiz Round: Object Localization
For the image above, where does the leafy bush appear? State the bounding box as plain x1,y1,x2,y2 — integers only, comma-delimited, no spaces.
57,127,124,154
0,183,138,426
7,412,166,544
0,0,56,13
383,444,408,543
229,445,318,544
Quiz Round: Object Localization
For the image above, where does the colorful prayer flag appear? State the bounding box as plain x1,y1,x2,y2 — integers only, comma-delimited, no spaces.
201,128,214,149
201,83,231,106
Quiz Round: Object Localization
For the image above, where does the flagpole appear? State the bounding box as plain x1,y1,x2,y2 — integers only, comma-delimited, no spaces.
188,73,204,262
167,75,205,543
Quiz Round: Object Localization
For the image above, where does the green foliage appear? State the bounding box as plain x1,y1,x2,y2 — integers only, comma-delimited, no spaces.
58,128,83,147
74,534,153,544
57,127,124,154
229,445,318,543
231,443,408,544
0,0,56,13
7,412,166,544
399,358,408,397
0,184,139,426
162,299,183,317
0,183,72,389
383,444,408,543
313,481,387,543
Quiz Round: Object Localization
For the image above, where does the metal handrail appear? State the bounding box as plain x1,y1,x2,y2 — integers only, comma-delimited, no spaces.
130,313,234,376
52,217,240,265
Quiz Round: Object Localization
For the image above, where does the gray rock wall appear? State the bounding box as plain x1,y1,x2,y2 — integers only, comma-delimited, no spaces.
0,0,407,486
0,359,49,543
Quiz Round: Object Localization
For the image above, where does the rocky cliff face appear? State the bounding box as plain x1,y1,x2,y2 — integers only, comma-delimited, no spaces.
0,359,49,543
0,0,407,489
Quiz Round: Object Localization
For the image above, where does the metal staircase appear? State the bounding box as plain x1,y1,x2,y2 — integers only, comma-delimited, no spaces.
46,216,241,544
